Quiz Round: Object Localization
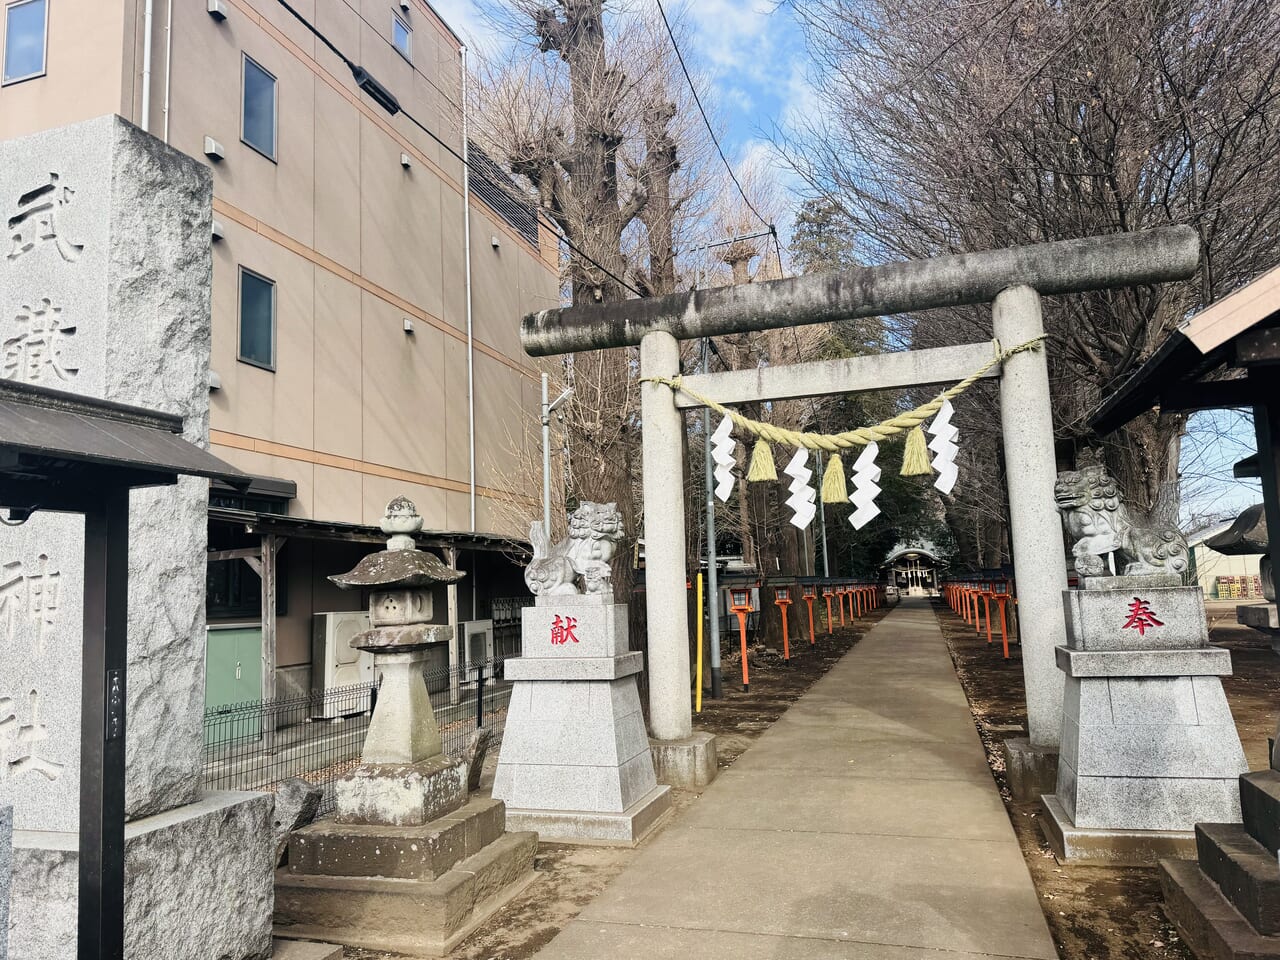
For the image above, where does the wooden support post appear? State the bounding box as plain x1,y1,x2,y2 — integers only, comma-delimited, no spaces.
1250,377,1280,605
260,533,279,753
446,546,461,706
79,486,129,960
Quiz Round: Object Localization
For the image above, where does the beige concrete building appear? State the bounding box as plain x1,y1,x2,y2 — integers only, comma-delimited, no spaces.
2,0,559,702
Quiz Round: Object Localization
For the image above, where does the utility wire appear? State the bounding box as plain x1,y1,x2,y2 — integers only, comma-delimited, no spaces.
269,0,645,299
653,0,773,234
277,0,353,68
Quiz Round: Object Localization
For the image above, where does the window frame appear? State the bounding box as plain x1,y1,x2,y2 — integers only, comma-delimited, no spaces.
391,11,412,63
2,0,49,87
239,52,279,162
236,265,277,372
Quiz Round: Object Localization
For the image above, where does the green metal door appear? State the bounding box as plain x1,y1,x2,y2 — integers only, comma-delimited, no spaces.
205,626,263,746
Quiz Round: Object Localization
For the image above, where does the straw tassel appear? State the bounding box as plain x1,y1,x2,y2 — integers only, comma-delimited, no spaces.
900,425,933,477
821,453,847,503
746,439,777,482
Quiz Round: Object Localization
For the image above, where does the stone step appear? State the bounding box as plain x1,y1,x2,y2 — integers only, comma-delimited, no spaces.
1242,772,1280,854
1161,858,1280,960
274,830,538,957
271,937,343,960
287,797,505,880
1198,823,1280,935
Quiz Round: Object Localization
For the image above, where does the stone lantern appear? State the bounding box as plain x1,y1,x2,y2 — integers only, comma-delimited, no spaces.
275,497,537,956
328,496,462,786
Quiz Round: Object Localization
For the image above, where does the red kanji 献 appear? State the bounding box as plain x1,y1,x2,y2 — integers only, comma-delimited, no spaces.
1122,597,1164,637
550,615,579,645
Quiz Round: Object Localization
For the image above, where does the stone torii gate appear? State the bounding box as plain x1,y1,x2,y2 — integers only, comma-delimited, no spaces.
520,226,1200,787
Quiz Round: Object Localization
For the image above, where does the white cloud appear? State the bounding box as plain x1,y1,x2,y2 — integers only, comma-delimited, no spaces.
680,0,775,70
425,0,501,51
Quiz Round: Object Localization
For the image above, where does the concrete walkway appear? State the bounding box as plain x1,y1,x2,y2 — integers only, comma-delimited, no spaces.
534,598,1059,959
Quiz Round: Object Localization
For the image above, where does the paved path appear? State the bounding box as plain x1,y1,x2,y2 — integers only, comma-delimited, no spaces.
534,598,1059,960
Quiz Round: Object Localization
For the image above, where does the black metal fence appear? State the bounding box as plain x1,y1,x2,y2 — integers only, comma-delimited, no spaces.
203,656,516,815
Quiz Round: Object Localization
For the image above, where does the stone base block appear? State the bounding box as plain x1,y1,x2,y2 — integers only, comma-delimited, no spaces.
651,732,718,789
1056,645,1233,677
494,675,660,813
1065,583,1207,649
289,797,505,880
271,939,343,960
1057,761,1242,833
10,791,273,960
1162,857,1280,960
1057,671,1247,833
522,601,629,659
1040,793,1195,865
334,755,466,827
504,784,672,846
1239,604,1280,632
1195,823,1280,936
274,831,537,957
1001,738,1058,802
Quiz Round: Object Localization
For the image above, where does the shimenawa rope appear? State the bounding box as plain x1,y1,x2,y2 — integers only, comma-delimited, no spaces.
640,335,1047,502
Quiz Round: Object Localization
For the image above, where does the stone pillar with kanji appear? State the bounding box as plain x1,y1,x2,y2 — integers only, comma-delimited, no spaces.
492,503,672,844
1042,460,1248,864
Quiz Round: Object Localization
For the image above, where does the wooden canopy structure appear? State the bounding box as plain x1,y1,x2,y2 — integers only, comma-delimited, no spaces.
1091,263,1280,592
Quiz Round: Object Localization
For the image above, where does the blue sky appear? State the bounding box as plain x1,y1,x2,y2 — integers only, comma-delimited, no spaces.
431,0,810,224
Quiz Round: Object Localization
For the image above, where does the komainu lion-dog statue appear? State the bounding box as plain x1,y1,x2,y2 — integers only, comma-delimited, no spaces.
524,501,625,600
1054,454,1189,579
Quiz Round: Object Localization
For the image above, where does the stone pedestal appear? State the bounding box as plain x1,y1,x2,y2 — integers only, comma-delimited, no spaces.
276,798,536,957
1042,576,1248,864
359,637,450,764
334,755,467,827
493,598,672,844
0,117,272,958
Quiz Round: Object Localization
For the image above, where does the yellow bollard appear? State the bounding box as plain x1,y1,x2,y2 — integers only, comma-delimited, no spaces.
696,572,704,713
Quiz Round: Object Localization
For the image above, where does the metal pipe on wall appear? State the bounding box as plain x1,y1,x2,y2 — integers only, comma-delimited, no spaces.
140,0,155,132
162,0,174,142
461,45,477,531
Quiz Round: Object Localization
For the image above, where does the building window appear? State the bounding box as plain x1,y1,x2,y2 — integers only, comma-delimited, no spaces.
241,54,277,161
2,0,47,86
392,12,411,62
238,267,275,370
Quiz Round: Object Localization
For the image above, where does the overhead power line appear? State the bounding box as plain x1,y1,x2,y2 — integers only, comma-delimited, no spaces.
653,0,773,234
269,0,645,299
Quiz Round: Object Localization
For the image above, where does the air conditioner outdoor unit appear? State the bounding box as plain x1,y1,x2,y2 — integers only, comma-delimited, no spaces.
459,619,495,680
312,611,374,719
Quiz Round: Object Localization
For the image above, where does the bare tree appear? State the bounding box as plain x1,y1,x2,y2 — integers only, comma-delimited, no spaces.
471,0,725,618
784,0,1280,564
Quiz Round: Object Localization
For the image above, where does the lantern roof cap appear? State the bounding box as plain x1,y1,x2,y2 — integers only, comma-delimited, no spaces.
329,497,465,590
